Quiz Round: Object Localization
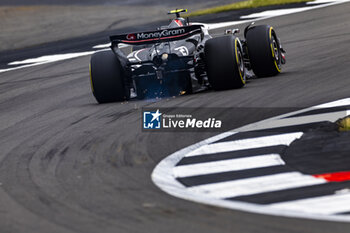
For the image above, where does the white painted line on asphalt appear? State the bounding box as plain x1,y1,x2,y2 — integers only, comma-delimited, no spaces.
240,0,350,19
8,52,96,66
93,43,111,49
315,98,350,108
152,98,350,222
187,172,326,199
2,0,349,74
206,20,252,30
269,192,350,215
241,8,312,19
307,0,347,4
209,0,350,30
0,51,98,74
185,132,303,157
240,111,347,132
92,43,128,49
235,98,350,133
152,131,236,182
173,154,285,178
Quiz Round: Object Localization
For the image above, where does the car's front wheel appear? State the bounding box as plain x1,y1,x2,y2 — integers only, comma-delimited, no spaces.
204,35,246,90
246,25,282,77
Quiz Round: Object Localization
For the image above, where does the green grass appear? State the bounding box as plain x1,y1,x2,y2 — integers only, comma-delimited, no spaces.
186,0,313,17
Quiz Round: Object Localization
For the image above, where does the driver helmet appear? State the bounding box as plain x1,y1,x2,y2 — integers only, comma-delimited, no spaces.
170,17,187,27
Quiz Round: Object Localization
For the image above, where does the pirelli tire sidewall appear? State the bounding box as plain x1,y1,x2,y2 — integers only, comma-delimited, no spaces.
89,50,130,103
246,25,282,77
204,35,246,91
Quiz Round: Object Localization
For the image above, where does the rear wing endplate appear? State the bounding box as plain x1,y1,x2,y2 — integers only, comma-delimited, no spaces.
110,25,203,46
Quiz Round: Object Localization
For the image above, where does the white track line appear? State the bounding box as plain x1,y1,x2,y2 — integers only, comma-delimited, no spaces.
0,51,97,74
308,0,346,4
269,192,350,215
187,172,326,199
241,111,348,132
185,132,303,157
207,0,350,30
315,98,350,108
173,154,285,178
2,0,350,74
241,8,313,19
152,98,350,222
235,99,350,133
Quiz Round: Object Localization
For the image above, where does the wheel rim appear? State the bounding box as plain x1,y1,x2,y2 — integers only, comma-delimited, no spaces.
237,49,245,77
272,38,279,63
270,29,282,72
234,38,245,84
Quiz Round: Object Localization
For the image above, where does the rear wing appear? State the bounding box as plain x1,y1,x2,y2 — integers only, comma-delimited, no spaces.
110,25,203,46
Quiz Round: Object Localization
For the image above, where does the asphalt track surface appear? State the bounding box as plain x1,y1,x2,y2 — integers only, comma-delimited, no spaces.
1,2,350,233
0,0,238,52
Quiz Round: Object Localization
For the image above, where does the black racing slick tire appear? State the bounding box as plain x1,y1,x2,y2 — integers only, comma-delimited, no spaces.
204,35,245,90
89,50,130,103
246,25,282,77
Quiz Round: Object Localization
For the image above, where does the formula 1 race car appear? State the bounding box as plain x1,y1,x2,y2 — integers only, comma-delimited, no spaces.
89,9,286,103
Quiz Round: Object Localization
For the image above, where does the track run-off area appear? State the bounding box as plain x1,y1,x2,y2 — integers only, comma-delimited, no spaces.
1,0,350,233
153,98,350,222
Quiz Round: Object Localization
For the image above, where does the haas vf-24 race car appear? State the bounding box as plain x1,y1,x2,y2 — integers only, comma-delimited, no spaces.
89,9,286,103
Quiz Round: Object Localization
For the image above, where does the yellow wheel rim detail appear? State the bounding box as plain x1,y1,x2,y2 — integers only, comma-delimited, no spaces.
269,27,281,73
235,38,245,84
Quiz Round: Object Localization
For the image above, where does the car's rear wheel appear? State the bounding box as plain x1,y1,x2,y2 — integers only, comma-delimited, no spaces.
204,35,245,90
90,50,130,103
246,25,282,77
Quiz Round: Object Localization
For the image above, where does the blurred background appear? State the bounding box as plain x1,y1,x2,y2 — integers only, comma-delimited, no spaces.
0,0,239,52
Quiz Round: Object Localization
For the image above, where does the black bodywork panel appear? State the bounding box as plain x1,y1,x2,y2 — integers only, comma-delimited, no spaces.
109,24,207,97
